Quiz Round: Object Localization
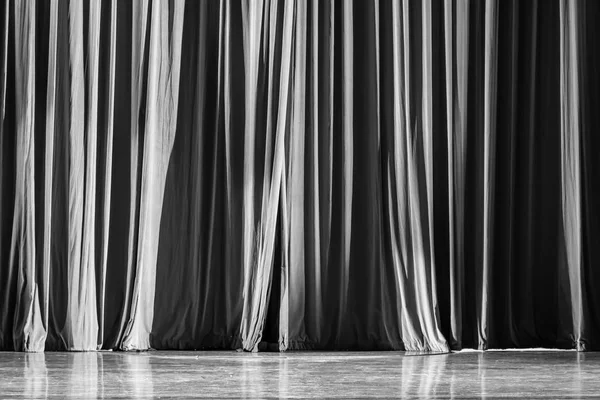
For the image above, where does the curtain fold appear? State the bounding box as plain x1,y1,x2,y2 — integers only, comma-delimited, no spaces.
1,0,600,352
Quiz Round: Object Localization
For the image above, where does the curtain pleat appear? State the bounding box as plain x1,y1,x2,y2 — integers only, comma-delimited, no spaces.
559,0,584,351
119,0,150,350
121,0,185,351
1,0,600,352
9,0,39,352
96,0,117,350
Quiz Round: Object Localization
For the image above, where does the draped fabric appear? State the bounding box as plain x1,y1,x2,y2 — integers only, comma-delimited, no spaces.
1,0,600,352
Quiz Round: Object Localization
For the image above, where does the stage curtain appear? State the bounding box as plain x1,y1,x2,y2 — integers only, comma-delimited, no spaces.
1,0,600,352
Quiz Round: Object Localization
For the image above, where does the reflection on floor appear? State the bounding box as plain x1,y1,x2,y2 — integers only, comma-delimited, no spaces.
1,350,599,398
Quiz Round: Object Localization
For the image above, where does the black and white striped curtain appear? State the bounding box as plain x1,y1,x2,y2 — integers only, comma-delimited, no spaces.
1,0,600,352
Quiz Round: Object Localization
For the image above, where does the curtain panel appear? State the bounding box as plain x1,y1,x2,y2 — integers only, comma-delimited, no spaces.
1,0,600,352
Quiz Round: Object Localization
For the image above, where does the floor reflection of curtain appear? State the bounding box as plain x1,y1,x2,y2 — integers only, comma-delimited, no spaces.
416,355,448,396
399,354,447,397
24,353,48,399
277,356,289,398
241,356,268,399
477,353,487,398
572,352,584,395
68,353,99,398
123,354,154,398
449,358,458,400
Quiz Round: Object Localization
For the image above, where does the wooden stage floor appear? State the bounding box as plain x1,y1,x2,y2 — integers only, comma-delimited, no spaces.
1,350,600,398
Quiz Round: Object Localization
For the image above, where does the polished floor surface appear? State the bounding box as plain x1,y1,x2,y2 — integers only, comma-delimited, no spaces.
1,350,600,398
